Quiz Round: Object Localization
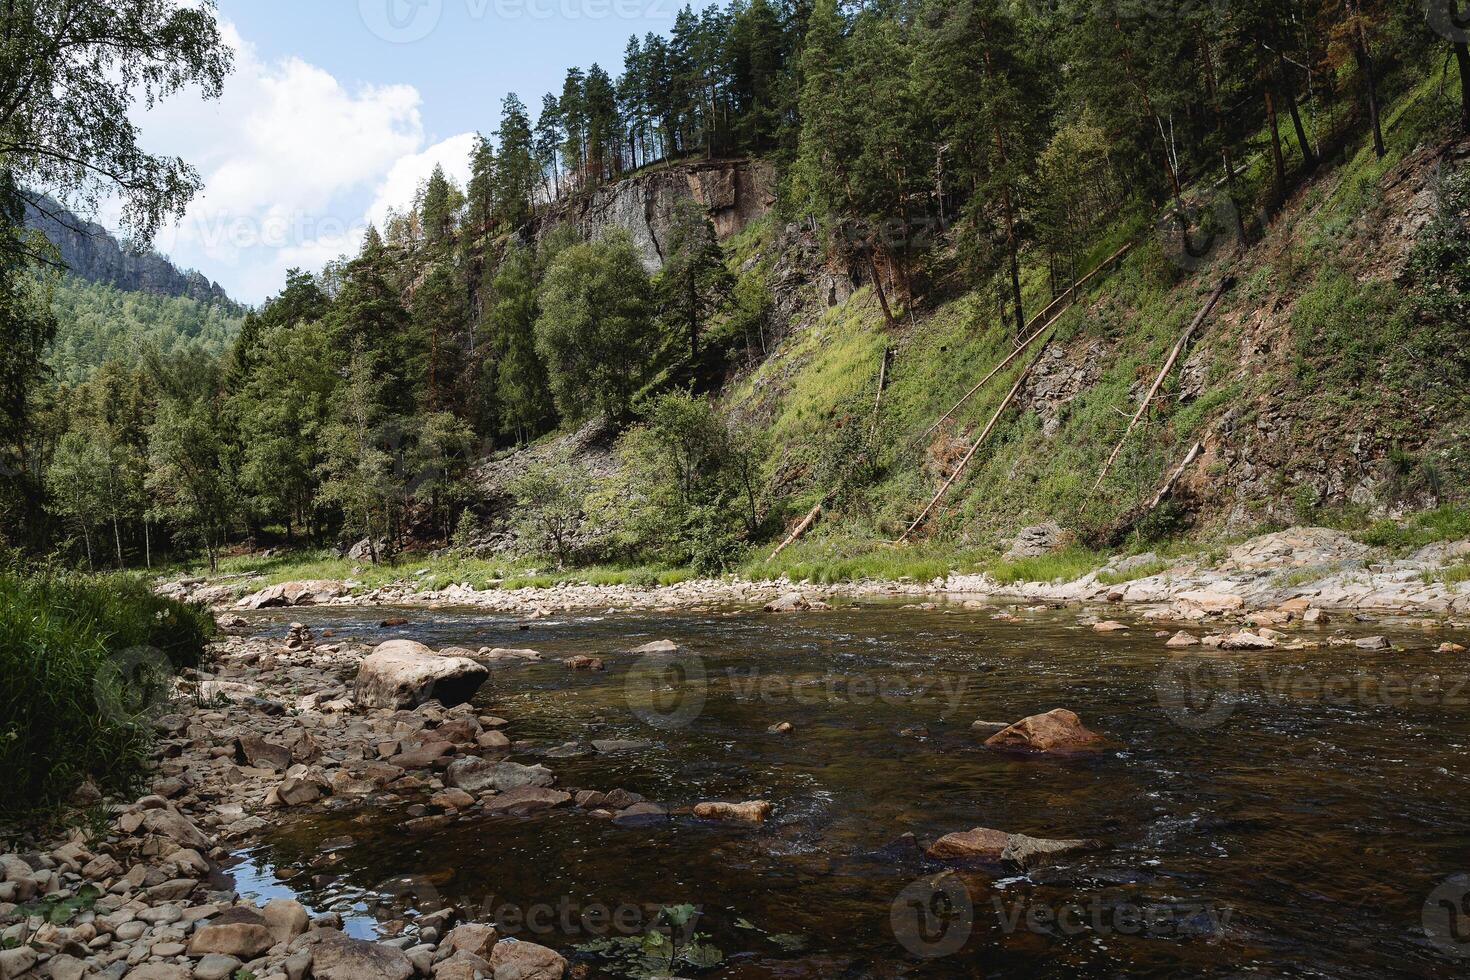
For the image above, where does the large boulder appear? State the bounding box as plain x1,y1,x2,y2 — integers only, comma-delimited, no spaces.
983,708,1104,754
187,906,275,959
446,757,554,794
488,939,568,979
236,580,345,609
355,640,489,709
311,933,414,980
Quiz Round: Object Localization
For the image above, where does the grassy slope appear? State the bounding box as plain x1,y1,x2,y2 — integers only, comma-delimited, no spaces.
726,70,1467,581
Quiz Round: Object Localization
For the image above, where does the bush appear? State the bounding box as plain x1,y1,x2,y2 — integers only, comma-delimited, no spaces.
0,573,214,817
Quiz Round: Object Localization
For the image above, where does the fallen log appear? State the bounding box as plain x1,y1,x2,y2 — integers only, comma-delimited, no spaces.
898,338,1052,543
912,241,1134,449
1093,277,1232,493
768,501,825,561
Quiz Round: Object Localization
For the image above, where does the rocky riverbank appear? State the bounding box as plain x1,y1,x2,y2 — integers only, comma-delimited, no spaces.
157,526,1470,620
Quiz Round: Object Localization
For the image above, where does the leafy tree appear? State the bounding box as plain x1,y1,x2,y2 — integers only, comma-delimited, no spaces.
508,453,589,567
534,234,657,425
316,339,400,562
146,397,235,570
46,430,111,565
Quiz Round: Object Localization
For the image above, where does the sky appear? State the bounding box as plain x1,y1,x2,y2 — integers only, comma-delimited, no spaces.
128,0,687,304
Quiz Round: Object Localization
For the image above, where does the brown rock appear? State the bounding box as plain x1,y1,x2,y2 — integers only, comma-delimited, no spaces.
925,827,1012,860
263,898,310,945
984,708,1104,754
234,736,293,772
483,786,572,814
444,922,498,958
1439,641,1467,653
488,939,568,980
1165,631,1200,648
187,906,275,959
692,800,773,825
563,655,604,670
311,932,414,980
1092,620,1129,633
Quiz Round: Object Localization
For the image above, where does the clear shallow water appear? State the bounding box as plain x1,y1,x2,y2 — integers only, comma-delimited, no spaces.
230,602,1470,977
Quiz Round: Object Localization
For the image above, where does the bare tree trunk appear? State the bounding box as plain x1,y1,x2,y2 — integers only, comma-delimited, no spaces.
1265,87,1287,207
1349,5,1385,157
1278,52,1317,166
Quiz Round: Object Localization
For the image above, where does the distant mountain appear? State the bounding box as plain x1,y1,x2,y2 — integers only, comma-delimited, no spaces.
23,194,240,310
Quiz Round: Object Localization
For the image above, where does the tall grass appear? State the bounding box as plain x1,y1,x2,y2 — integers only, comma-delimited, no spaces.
0,572,214,818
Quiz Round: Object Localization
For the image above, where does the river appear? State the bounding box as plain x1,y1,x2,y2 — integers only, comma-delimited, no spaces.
223,602,1470,977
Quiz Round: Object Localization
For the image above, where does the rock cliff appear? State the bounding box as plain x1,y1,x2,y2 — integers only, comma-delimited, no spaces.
539,158,776,271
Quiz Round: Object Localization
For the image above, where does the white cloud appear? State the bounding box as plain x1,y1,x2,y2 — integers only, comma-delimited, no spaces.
133,22,474,304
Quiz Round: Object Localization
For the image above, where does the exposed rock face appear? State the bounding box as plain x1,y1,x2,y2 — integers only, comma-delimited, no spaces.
1005,523,1068,560
354,640,489,709
540,158,776,271
984,708,1104,754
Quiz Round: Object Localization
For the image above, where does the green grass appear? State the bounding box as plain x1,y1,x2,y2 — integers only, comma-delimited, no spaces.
743,537,992,585
0,572,213,819
1097,558,1172,586
981,546,1105,586
1354,505,1470,552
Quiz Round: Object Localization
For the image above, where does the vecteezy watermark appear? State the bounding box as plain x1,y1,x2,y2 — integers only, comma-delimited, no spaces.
624,650,708,731
1424,874,1470,958
1155,656,1241,730
892,874,974,959
1156,189,1243,273
359,0,443,43
93,645,174,726
991,894,1232,939
624,652,971,731
726,669,970,712
1156,656,1470,731
891,874,1231,958
1426,0,1470,44
359,0,674,42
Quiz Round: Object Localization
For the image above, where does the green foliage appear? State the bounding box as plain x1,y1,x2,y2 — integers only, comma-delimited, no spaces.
46,275,242,383
534,234,657,424
507,454,591,568
574,905,724,979
609,391,765,573
0,572,212,817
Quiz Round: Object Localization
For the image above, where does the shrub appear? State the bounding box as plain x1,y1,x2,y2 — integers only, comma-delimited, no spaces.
0,572,213,817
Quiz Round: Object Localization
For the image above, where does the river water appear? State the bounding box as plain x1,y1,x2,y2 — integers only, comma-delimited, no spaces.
228,602,1470,978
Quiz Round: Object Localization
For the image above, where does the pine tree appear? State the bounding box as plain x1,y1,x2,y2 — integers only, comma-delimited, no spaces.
495,93,539,228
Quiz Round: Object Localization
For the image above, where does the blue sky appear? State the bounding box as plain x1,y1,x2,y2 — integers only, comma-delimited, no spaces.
130,0,686,304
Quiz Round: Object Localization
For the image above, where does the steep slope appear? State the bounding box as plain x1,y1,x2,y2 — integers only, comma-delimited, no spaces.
24,195,245,381
722,74,1469,551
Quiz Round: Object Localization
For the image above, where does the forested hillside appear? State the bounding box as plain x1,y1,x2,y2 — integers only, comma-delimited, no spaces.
5,0,1468,577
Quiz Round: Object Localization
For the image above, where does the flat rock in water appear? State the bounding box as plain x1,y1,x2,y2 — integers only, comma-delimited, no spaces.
693,800,773,825
612,802,669,827
1000,833,1102,870
926,827,1012,860
1165,631,1200,648
591,739,651,754
984,708,1104,754
482,786,572,814
628,639,680,654
446,757,554,794
354,640,488,709
764,592,810,613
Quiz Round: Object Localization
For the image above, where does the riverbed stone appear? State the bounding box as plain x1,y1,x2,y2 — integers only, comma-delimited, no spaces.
764,592,810,612
693,800,772,825
262,898,310,945
187,906,274,959
443,923,498,958
1000,834,1101,870
191,953,243,980
234,735,292,772
310,933,413,980
482,786,571,814
926,827,1011,860
984,708,1104,754
355,640,489,709
488,939,567,980
446,758,554,794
